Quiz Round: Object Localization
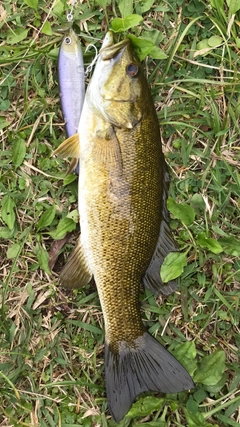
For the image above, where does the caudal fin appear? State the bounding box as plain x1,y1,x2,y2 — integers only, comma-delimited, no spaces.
105,332,194,423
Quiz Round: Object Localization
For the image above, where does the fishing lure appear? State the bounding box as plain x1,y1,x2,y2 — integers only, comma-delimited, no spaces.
58,27,85,139
57,26,85,173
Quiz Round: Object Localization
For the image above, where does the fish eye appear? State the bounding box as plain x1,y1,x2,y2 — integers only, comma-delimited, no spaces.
64,36,71,45
126,63,139,77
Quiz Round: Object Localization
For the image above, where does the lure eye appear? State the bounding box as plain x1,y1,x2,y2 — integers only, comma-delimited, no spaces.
126,63,139,77
64,36,71,45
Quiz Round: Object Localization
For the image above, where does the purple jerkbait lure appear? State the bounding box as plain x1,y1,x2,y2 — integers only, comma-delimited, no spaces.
58,28,85,172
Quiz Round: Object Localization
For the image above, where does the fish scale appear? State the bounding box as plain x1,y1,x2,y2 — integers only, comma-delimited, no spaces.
54,31,194,423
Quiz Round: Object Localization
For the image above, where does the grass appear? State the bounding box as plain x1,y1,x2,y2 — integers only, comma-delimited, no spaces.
0,0,240,426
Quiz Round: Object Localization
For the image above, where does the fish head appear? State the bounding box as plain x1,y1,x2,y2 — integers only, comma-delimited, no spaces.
60,27,80,54
88,31,145,129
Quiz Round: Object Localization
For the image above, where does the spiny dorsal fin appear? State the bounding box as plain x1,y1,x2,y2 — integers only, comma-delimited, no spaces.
59,239,92,289
53,133,80,158
143,158,179,296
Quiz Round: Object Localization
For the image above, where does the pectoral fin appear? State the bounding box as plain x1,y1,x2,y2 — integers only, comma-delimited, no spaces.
59,239,92,289
94,126,123,173
53,133,80,158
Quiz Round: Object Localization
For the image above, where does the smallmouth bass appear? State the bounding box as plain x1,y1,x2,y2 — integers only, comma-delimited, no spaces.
54,31,194,422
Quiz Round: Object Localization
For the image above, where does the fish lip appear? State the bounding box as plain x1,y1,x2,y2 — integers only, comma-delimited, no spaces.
100,38,130,61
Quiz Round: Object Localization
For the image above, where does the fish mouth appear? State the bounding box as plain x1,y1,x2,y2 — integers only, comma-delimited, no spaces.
100,32,130,61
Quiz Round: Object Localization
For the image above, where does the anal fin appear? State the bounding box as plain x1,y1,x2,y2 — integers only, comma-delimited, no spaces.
59,239,92,289
53,133,80,158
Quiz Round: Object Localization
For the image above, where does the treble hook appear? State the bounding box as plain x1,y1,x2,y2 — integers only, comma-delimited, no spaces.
84,44,99,78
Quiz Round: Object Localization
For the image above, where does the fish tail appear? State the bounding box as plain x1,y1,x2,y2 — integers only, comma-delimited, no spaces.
105,332,194,423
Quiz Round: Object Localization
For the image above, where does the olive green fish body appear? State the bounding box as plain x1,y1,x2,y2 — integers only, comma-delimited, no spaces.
56,32,194,422
79,94,163,350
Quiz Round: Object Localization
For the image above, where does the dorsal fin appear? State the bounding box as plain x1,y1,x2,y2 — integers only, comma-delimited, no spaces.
143,158,179,296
